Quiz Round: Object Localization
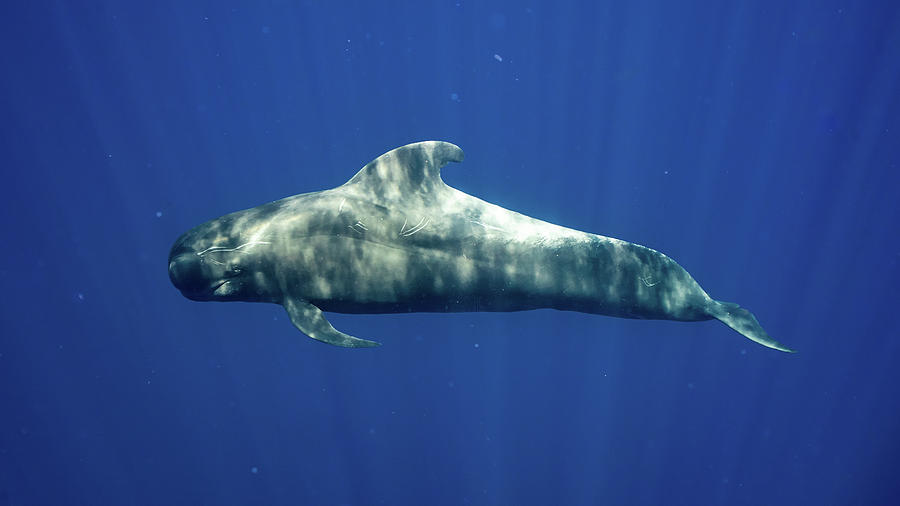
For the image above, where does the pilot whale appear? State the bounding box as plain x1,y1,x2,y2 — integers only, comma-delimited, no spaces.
168,141,793,352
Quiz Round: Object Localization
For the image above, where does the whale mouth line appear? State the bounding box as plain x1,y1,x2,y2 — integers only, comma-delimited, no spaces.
183,280,226,300
212,280,232,296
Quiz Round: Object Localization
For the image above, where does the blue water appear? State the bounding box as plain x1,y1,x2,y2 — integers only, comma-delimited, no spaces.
2,1,899,504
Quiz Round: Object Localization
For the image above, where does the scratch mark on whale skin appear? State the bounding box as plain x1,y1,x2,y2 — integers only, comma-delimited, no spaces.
400,216,430,237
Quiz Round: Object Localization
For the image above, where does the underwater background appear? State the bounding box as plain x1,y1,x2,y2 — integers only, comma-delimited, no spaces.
2,1,899,504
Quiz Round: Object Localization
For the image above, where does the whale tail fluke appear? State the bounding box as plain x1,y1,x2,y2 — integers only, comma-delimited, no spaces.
709,301,796,353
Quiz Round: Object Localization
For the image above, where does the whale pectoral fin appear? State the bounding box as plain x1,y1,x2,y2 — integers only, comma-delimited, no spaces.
283,298,381,348
711,301,796,353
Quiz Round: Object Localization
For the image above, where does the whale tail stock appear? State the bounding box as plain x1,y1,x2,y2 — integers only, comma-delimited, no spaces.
708,300,796,353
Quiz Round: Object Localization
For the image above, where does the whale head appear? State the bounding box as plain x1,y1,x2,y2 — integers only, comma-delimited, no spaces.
168,217,275,303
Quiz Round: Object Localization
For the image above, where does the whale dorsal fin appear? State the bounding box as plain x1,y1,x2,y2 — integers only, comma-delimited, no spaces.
342,141,464,204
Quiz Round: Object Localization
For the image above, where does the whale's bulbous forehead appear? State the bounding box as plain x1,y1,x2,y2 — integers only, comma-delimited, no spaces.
168,223,219,264
167,223,221,300
168,219,276,302
168,250,205,298
168,228,198,260
168,202,278,255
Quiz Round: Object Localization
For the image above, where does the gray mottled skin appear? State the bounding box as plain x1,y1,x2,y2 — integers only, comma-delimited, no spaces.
168,141,794,352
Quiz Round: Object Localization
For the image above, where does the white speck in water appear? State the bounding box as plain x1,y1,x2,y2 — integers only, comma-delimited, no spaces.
76,293,85,301
250,466,258,474
493,53,503,62
155,211,163,218
474,343,480,349
450,92,460,102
